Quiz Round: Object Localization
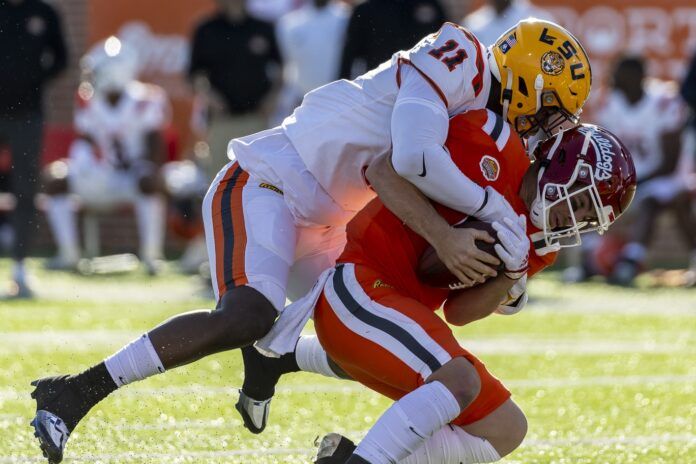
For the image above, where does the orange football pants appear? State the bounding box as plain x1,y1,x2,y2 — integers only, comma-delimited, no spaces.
314,263,510,426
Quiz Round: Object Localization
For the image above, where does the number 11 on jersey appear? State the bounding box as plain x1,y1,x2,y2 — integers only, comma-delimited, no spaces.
428,39,468,72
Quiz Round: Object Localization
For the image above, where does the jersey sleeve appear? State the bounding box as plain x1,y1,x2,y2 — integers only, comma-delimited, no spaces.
653,83,687,133
137,86,172,132
398,22,485,111
73,90,93,135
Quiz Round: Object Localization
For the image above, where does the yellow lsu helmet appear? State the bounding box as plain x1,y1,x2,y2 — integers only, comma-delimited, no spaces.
490,18,591,137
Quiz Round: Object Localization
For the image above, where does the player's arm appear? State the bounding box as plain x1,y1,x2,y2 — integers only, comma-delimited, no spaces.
389,65,516,223
366,155,500,286
145,131,167,166
443,274,516,326
443,216,530,325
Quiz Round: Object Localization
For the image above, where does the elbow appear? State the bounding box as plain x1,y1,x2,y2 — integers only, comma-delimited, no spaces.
365,154,389,187
443,300,494,327
444,309,469,327
390,146,422,180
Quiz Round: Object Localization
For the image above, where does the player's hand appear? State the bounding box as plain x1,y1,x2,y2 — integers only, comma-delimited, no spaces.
492,214,530,280
433,226,501,287
475,186,518,224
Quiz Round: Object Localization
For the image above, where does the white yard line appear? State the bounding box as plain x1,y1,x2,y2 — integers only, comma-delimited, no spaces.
3,373,696,402
2,434,696,463
1,330,693,355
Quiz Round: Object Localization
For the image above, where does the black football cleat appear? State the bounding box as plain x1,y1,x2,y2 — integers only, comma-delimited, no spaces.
30,376,77,463
235,390,271,434
315,433,358,463
237,345,300,434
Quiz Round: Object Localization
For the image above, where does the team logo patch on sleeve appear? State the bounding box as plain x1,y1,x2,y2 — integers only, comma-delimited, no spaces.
259,183,283,195
480,155,500,181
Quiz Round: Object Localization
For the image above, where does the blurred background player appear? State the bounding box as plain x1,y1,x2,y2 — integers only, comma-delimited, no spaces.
566,55,696,285
42,37,171,274
338,0,446,79
273,0,350,123
462,0,552,47
188,0,282,180
0,0,67,297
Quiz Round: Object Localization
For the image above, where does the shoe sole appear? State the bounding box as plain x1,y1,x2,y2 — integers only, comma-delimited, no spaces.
234,397,265,434
30,379,66,464
30,413,64,464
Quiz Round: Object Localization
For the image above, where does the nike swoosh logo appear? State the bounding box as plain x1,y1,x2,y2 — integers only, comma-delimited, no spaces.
418,152,427,177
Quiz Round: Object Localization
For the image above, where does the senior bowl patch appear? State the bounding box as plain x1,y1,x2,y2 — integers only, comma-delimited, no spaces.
479,155,500,181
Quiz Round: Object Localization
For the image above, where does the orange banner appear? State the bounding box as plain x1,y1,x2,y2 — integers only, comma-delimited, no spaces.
87,1,696,150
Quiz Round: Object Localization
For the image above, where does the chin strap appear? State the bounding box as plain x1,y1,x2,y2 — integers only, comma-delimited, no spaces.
534,74,544,113
529,130,565,229
501,67,514,123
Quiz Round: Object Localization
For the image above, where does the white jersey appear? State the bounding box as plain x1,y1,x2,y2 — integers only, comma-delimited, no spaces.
74,82,171,169
232,22,491,214
596,80,686,181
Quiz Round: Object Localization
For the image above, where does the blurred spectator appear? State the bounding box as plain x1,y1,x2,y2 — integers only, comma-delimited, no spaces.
0,0,67,297
273,0,350,122
568,55,696,285
189,0,282,179
42,37,170,275
462,0,552,47
247,0,305,23
339,0,446,79
682,50,696,131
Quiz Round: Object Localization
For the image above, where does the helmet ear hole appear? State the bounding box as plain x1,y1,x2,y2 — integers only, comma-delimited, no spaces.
518,77,528,97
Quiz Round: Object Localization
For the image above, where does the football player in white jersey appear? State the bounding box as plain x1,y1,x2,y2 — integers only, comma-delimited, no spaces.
30,20,591,462
42,37,170,274
590,55,695,285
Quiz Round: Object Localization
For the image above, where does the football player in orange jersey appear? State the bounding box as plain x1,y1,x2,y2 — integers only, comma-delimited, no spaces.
31,20,593,464
248,111,636,464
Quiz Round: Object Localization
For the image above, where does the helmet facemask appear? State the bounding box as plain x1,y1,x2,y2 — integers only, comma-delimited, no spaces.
530,129,616,249
507,78,580,138
515,92,580,138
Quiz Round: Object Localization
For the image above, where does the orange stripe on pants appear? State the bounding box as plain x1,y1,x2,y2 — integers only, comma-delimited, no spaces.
210,162,250,299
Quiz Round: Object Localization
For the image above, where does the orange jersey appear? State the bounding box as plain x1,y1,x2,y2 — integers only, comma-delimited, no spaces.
338,109,557,308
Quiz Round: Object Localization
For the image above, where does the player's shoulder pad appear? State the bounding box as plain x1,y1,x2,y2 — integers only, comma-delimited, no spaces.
399,22,486,109
451,109,521,154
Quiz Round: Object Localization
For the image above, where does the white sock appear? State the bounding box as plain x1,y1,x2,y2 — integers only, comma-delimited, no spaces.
400,424,501,463
104,334,165,387
12,260,26,283
354,381,462,464
45,195,79,262
295,335,342,379
135,195,165,262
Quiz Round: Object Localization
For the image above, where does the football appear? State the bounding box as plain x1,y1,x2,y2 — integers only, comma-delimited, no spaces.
416,219,504,289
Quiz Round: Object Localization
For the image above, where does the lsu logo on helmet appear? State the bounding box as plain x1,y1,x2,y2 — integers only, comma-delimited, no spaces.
490,19,592,137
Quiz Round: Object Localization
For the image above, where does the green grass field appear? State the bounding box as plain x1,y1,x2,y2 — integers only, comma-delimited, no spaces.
1,259,695,463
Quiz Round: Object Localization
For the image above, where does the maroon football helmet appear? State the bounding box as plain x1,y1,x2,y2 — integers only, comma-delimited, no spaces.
529,124,637,250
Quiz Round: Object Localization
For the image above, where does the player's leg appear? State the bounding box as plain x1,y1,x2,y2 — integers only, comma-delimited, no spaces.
315,263,505,464
6,114,43,296
30,163,294,462
133,165,166,274
42,160,80,270
671,191,696,269
238,225,349,432
611,175,683,285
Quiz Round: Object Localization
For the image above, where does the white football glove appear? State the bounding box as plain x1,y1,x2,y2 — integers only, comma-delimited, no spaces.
496,274,528,315
492,214,530,280
474,186,518,224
